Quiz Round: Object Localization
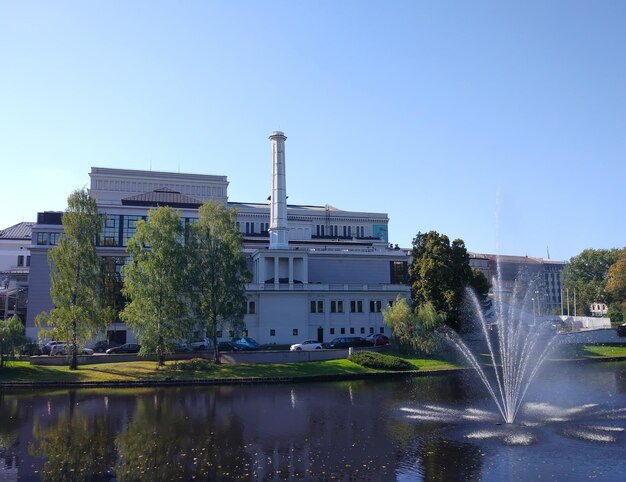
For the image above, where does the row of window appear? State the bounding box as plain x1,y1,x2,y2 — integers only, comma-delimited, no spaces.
16,255,31,267
36,232,61,245
311,299,387,313
216,326,386,338
315,225,366,238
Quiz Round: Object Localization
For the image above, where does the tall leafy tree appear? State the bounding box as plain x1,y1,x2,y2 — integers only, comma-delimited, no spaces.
606,247,626,321
0,315,25,368
121,207,190,366
562,248,619,316
36,189,104,369
408,231,489,331
187,202,249,363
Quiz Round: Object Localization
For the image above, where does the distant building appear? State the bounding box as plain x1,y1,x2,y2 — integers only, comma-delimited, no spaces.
469,252,565,315
0,222,32,321
26,132,411,344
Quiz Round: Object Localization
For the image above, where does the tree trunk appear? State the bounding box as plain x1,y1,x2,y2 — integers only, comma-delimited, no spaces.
69,319,78,370
211,324,221,364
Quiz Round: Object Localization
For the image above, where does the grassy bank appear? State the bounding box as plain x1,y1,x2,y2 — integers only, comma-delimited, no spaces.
0,356,460,384
2,344,624,385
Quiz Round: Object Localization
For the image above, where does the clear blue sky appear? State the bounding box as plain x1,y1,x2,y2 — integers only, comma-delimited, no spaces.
1,1,624,261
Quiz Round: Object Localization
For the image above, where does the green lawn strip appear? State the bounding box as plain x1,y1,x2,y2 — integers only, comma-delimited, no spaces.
0,356,461,384
550,344,626,360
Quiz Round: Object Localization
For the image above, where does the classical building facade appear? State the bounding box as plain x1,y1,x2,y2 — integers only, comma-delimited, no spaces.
25,132,411,344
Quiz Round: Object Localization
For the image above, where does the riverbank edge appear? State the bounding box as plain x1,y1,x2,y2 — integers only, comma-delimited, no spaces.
2,355,626,389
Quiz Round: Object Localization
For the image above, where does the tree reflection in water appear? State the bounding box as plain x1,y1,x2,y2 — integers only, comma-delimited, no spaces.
115,388,251,481
29,392,116,481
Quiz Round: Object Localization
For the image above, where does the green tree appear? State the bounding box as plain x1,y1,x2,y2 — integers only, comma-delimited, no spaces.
383,296,445,354
121,207,191,366
562,248,619,316
606,247,626,321
35,189,104,370
188,202,249,363
408,231,489,330
0,315,25,368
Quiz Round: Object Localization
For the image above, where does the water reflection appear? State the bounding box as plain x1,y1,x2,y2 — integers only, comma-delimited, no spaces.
1,361,625,481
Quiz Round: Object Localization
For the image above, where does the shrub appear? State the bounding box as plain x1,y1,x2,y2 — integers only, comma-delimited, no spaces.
170,358,214,372
348,351,415,371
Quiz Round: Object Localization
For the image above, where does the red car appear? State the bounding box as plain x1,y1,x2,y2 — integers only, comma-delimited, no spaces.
366,334,390,346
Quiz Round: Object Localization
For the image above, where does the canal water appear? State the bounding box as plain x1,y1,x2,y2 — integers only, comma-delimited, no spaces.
1,361,626,481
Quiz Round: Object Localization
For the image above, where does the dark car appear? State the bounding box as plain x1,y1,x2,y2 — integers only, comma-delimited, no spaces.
322,337,373,349
21,342,42,356
106,343,141,354
366,333,390,346
617,323,626,337
92,340,122,353
217,341,242,352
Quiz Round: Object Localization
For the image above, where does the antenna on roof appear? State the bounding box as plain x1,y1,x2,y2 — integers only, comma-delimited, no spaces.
546,246,550,259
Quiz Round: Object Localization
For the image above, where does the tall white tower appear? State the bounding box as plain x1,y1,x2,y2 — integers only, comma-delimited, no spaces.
269,131,289,249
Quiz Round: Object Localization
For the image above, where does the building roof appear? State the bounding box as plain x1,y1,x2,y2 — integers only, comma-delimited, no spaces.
0,222,34,240
121,188,203,208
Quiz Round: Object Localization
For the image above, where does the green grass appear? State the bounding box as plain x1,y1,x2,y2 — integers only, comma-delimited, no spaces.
0,353,461,384
5,343,621,385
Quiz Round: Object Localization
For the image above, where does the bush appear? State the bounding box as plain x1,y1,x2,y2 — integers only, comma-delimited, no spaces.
170,358,214,372
348,351,415,371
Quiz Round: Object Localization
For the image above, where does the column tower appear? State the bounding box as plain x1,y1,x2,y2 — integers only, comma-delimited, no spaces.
269,131,289,249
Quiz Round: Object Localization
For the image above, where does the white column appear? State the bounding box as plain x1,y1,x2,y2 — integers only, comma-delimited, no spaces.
269,131,289,249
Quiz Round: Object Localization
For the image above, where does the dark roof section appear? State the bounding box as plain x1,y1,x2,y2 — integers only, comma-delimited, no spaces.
0,222,34,240
37,212,64,225
121,188,203,208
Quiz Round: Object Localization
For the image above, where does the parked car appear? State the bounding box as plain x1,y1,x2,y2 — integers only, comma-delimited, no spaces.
50,344,94,356
322,337,373,349
91,340,122,353
617,323,626,337
173,342,192,353
217,341,242,352
189,338,210,351
231,337,261,351
42,341,64,355
366,333,390,346
20,342,42,356
290,340,323,351
106,343,141,354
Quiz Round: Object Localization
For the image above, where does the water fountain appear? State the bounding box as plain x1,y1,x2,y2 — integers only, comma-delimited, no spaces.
441,265,560,424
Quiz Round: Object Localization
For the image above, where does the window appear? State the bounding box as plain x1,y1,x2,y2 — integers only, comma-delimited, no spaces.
216,330,223,338
330,328,335,335
49,233,60,245
100,214,120,246
270,329,276,336
292,329,298,336
369,327,374,334
242,330,248,337
360,327,365,334
390,261,408,284
380,327,385,334
350,300,363,313
331,300,344,313
310,300,324,313
123,215,142,246
228,330,234,338
370,300,382,313
26,256,30,267
17,255,24,267
350,327,355,334
248,301,256,314
340,328,345,334
36,232,48,245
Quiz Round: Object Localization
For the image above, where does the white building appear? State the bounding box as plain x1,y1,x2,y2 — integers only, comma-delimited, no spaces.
0,222,32,320
26,132,411,344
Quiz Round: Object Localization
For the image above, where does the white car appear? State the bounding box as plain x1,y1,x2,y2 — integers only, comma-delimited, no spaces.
290,340,323,351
